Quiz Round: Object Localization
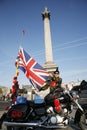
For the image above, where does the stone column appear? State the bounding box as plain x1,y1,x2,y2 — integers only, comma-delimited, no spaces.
42,7,57,72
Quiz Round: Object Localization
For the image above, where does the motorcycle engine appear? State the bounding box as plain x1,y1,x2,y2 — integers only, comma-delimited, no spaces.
50,115,64,124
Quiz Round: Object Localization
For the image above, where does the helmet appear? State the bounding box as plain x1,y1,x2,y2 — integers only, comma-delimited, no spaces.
54,67,59,74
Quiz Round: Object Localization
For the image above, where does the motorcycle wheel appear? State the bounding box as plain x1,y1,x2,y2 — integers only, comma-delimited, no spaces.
79,108,87,130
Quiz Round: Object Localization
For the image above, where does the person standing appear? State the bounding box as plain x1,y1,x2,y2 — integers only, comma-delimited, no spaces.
11,76,19,103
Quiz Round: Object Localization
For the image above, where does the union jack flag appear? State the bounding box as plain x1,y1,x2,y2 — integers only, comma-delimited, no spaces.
15,47,49,91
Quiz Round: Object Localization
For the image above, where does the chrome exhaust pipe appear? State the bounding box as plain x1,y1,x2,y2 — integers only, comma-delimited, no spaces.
3,121,67,129
3,121,39,127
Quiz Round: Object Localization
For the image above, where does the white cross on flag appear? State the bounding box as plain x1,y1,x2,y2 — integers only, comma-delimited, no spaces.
15,47,49,91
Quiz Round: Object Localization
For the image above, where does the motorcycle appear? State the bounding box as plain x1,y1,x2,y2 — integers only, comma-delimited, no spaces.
0,86,87,130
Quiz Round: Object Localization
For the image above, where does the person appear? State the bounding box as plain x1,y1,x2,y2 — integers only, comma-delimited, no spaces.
42,67,63,114
50,67,62,92
11,76,19,103
42,67,62,93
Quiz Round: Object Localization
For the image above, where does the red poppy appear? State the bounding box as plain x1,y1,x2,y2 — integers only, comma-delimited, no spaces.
50,81,56,87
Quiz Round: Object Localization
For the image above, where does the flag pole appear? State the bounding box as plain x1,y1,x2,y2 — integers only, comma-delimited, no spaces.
15,30,26,77
15,63,19,77
20,29,26,48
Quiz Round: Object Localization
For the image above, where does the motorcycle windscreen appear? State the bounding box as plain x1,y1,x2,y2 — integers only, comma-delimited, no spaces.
34,94,44,104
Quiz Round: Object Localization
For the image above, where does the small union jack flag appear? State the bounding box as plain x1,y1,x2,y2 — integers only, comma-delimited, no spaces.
15,47,49,91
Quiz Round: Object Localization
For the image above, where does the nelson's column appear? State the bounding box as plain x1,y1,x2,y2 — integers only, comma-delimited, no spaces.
42,7,58,73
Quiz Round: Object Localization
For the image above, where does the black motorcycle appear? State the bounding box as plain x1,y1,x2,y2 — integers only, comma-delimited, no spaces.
0,87,87,130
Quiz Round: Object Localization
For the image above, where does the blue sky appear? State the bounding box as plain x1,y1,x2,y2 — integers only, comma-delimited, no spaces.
0,0,87,88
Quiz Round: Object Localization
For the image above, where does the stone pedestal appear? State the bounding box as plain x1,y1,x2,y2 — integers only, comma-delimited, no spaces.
43,61,58,73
